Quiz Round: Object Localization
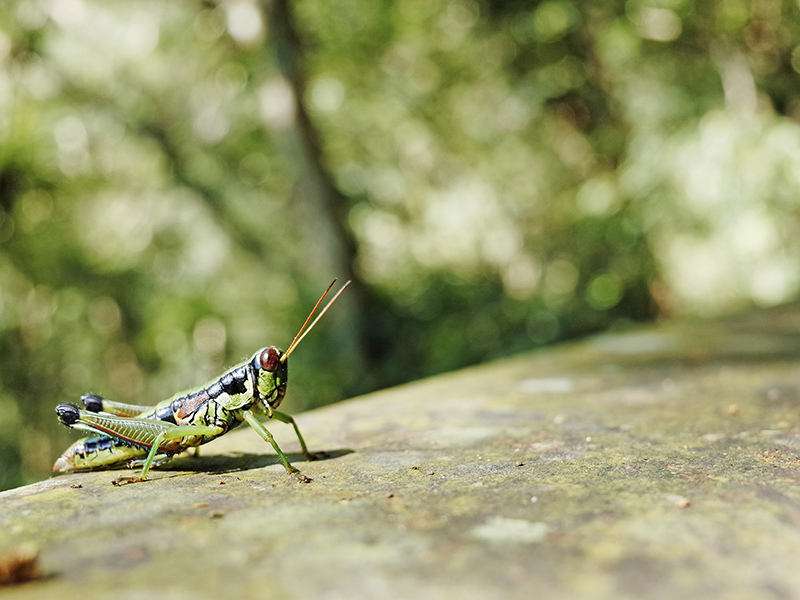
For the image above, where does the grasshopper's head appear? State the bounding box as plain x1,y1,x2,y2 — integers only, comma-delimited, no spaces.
249,280,350,413
251,346,288,410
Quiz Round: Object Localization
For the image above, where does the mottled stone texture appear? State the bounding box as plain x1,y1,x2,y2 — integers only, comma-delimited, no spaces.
3,305,800,599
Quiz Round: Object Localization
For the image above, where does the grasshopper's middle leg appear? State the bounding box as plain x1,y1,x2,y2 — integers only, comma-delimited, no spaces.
111,422,227,485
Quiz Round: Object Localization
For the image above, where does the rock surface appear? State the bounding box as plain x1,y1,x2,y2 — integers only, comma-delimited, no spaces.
3,306,800,599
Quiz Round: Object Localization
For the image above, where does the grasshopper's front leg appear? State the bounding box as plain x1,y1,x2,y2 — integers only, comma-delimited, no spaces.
243,410,312,483
56,404,223,485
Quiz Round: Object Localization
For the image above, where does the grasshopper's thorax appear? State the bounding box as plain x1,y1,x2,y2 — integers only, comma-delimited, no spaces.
250,346,288,414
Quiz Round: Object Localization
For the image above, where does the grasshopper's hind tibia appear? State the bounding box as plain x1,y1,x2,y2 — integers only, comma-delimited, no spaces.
56,403,224,484
80,393,156,418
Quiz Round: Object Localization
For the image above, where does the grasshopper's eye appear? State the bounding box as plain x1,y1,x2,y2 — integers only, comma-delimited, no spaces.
259,346,280,372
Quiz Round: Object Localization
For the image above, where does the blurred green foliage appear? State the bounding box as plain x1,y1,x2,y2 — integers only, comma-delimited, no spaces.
1,0,799,490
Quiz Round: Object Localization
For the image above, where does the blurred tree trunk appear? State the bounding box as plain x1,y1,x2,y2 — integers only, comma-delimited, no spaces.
264,0,368,394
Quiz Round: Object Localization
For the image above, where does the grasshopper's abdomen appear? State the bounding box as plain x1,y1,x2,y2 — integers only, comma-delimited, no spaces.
52,435,147,472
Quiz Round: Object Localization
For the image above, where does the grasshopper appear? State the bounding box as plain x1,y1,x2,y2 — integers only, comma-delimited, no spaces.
53,280,350,485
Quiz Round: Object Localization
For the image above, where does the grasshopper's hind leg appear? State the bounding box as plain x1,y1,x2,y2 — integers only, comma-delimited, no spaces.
80,393,157,418
56,403,224,485
81,395,202,459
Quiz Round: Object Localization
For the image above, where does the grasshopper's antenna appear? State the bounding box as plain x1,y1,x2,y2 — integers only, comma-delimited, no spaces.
281,279,350,362
283,279,337,357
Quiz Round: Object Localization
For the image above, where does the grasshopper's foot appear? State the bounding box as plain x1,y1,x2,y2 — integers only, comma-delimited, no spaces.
289,469,312,483
112,476,145,486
